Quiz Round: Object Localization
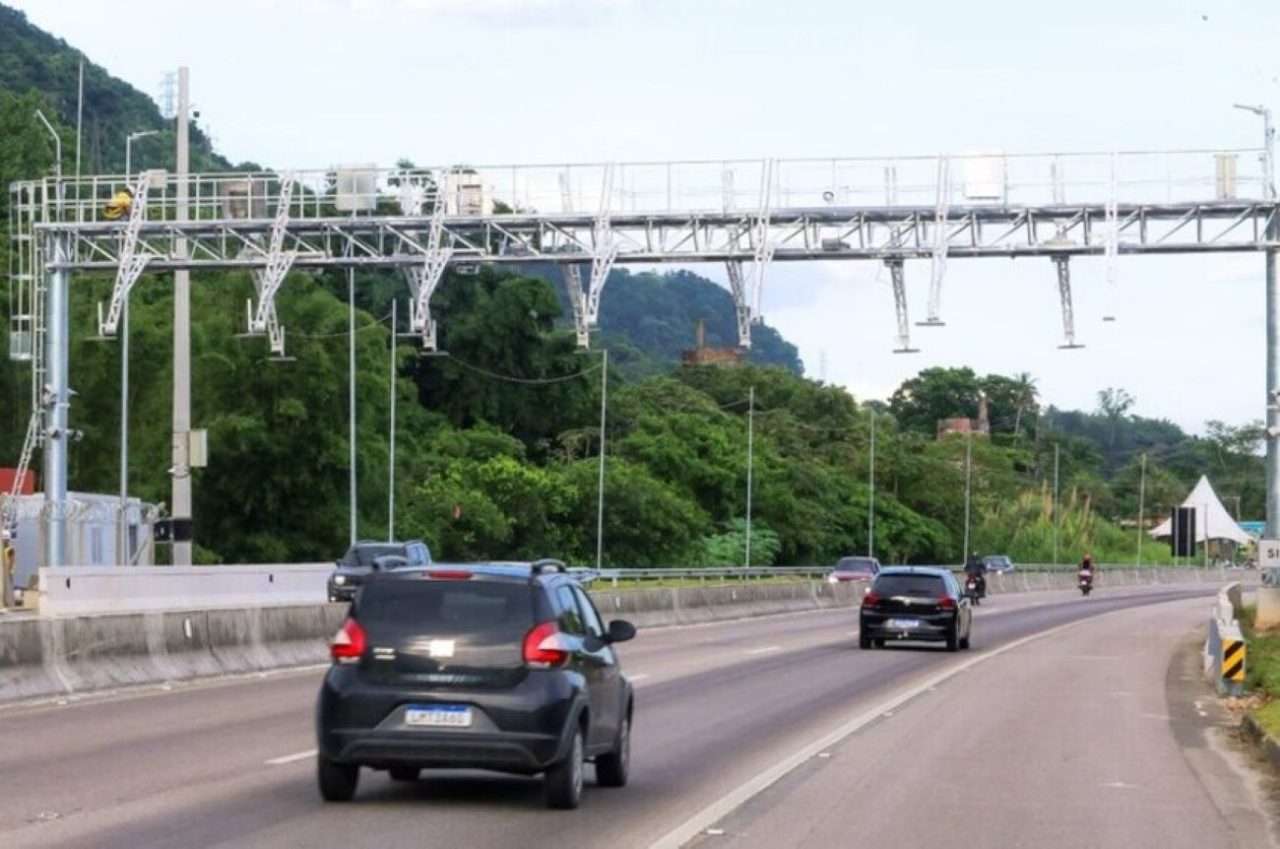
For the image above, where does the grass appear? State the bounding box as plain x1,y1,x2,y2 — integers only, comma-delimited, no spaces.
1240,605,1280,735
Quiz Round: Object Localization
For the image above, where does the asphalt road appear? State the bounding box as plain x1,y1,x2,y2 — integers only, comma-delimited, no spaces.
0,583,1265,848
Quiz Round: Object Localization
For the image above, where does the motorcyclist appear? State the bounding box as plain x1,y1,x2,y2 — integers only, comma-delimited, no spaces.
964,551,987,597
1078,554,1094,585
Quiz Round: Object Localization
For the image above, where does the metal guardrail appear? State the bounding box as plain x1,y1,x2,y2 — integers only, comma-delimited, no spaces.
574,562,1249,587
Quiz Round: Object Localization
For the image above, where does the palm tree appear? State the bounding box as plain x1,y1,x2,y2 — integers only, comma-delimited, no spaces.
1012,372,1039,439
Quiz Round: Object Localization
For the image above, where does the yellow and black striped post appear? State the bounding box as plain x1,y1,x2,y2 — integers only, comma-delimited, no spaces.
1222,638,1246,684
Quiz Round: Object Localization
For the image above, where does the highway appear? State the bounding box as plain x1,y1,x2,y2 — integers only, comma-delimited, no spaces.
0,584,1270,849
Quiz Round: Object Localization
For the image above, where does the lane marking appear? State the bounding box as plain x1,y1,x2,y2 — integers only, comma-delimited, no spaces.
648,599,1190,849
745,646,781,656
629,673,652,683
265,748,317,766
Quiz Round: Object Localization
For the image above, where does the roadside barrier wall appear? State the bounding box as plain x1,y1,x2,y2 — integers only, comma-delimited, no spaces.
37,564,333,616
0,568,1240,704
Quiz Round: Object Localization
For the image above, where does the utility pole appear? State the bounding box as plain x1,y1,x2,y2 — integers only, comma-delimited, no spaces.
867,409,876,558
171,67,193,566
1136,453,1147,566
34,110,67,570
595,348,608,569
962,428,973,560
1052,443,1061,568
745,385,755,568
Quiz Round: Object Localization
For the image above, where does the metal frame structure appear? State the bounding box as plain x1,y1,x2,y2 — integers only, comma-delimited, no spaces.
7,144,1279,568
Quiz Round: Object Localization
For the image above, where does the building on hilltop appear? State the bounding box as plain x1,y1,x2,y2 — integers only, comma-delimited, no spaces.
681,319,743,367
936,390,991,439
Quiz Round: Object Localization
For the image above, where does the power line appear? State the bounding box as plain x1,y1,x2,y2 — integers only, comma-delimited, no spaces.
444,354,602,385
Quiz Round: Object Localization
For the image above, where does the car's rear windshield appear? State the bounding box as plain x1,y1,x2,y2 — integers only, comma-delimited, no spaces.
873,574,945,596
837,558,877,570
343,545,404,567
356,580,534,637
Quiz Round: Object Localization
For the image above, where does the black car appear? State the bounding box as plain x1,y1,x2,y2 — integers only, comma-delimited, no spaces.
859,566,972,651
327,539,432,602
315,559,636,809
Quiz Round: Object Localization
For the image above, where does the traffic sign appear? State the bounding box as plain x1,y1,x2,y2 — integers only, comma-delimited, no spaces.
1259,539,1280,568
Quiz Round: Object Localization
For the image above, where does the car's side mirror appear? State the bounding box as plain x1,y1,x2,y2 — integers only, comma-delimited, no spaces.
606,619,636,644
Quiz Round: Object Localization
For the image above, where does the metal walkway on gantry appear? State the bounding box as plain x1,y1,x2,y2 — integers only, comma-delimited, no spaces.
9,148,1278,361
5,145,1279,572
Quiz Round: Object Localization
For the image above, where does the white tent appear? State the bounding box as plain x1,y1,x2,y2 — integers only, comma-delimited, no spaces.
1148,475,1251,544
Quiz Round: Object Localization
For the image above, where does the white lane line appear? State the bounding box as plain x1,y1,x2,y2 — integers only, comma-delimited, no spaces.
265,749,317,766
745,646,781,656
648,603,1153,849
629,673,652,683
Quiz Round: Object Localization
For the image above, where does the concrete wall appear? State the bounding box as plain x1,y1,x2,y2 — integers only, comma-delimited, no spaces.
37,564,332,616
0,568,1242,705
0,604,346,703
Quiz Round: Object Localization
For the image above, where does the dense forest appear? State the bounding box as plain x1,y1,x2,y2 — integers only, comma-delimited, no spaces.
0,4,1265,568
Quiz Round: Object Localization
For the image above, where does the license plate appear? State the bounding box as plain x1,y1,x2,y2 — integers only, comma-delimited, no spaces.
406,704,472,728
886,618,921,630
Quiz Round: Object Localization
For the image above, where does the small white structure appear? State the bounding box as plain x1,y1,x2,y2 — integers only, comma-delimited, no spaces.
9,492,156,589
1149,476,1251,544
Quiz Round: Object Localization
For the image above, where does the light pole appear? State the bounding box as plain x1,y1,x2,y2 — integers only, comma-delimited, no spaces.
745,386,755,568
388,299,397,542
867,409,876,558
117,129,159,566
962,428,973,561
1136,453,1147,566
125,130,159,177
596,348,609,569
1052,443,1061,568
1235,104,1279,537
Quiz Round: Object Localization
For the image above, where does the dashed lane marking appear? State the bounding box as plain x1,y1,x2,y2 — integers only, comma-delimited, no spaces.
264,749,317,766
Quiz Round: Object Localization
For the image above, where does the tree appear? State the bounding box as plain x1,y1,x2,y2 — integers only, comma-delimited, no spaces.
1096,387,1136,450
408,268,596,454
888,367,981,435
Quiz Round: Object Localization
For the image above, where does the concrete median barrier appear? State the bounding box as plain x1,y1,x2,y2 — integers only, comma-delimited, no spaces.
0,568,1242,705
0,602,346,703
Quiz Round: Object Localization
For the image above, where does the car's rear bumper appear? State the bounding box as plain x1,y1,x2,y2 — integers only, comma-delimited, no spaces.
316,669,583,774
322,728,565,773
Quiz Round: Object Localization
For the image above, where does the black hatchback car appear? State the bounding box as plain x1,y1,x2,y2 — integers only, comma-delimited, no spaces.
859,566,972,651
327,539,432,602
315,560,636,809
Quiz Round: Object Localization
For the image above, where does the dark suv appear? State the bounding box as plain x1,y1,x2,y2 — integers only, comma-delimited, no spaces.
327,539,432,602
315,560,636,809
859,566,972,651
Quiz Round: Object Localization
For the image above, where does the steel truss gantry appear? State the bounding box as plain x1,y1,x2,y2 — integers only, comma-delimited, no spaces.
12,148,1276,361
6,143,1280,575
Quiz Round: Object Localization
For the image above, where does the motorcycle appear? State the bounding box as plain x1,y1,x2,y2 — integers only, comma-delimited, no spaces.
964,573,985,605
1077,568,1093,596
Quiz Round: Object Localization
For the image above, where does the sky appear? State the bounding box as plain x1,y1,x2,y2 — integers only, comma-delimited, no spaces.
7,0,1280,432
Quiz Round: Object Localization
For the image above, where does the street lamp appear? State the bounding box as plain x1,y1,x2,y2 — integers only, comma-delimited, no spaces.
1236,104,1280,537
125,130,159,178
1233,103,1275,198
115,128,158,566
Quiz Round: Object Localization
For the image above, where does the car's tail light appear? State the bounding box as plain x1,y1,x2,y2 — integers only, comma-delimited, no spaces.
330,618,367,662
861,591,880,608
523,621,571,668
938,595,956,610
425,570,472,580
